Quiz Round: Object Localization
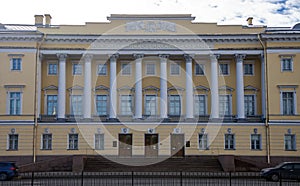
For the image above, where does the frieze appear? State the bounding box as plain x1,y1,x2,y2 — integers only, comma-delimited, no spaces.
125,21,176,33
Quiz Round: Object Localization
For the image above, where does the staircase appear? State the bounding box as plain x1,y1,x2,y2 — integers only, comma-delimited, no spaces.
84,155,222,172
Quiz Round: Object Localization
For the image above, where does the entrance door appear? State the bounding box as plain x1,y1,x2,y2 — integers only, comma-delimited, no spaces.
119,134,132,157
145,134,159,157
171,134,185,157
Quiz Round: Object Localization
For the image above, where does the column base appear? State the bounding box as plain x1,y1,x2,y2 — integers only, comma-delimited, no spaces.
133,118,144,121
209,118,222,123
81,118,93,122
57,118,66,122
106,118,120,122
236,118,247,123
185,118,197,122
161,118,171,123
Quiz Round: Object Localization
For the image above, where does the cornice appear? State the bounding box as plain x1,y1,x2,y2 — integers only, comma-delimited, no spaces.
0,33,43,42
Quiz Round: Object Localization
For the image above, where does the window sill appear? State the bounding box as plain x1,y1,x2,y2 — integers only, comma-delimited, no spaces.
285,149,297,151
6,149,18,151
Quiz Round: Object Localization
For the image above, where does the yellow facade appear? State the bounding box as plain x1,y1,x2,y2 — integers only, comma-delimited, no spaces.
0,14,300,168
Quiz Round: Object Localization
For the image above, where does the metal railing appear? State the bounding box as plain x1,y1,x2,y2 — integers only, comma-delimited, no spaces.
0,171,299,186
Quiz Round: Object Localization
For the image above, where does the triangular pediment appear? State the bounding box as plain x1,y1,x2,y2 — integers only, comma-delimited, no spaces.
67,85,84,91
244,85,259,91
118,85,134,91
94,85,109,91
194,85,210,91
143,85,160,91
168,85,185,91
42,85,58,90
219,85,234,91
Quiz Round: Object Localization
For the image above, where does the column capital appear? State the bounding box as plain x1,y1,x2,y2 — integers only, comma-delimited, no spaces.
109,53,119,61
57,53,67,61
235,54,246,62
159,54,169,59
210,54,220,62
184,54,193,63
83,54,93,62
133,53,144,59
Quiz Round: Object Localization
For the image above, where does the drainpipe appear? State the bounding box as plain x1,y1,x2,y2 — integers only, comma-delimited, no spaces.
258,33,270,164
33,32,46,164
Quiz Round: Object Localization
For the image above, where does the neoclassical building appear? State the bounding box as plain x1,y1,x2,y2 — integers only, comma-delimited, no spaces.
0,14,299,171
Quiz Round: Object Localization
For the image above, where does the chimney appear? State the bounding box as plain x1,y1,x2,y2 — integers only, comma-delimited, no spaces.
34,15,44,26
44,14,52,27
246,17,253,26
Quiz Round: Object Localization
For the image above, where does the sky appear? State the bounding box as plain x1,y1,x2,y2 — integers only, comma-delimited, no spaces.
0,0,299,27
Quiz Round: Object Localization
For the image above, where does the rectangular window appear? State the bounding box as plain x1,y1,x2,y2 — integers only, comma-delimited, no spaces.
121,95,132,115
42,134,52,150
11,58,22,71
96,95,107,115
68,134,78,150
251,134,261,150
73,64,82,75
282,92,294,115
219,95,231,116
9,92,21,115
245,95,255,116
225,134,235,150
71,95,83,115
244,64,254,75
47,95,57,115
219,64,229,75
8,134,18,150
281,58,293,71
169,95,181,115
121,63,131,75
195,95,206,115
95,133,104,150
145,95,156,115
97,64,107,75
285,134,296,151
146,63,156,75
199,134,208,150
170,63,180,75
195,64,204,75
48,63,58,75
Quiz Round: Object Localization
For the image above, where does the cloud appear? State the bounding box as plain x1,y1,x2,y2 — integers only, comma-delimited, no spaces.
0,0,299,27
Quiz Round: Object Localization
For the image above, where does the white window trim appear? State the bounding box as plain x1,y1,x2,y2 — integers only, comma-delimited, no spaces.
7,133,18,150
198,133,209,150
194,63,205,76
40,133,52,150
72,62,83,76
219,94,232,116
194,94,208,116
168,94,182,116
121,61,132,76
144,94,158,116
6,91,23,115
10,57,22,71
47,60,58,76
243,61,255,76
250,134,262,150
280,91,297,115
44,94,58,115
218,61,230,76
224,133,235,150
244,94,257,116
97,63,108,76
145,62,156,76
284,134,297,151
94,94,109,116
280,57,293,72
69,94,83,115
170,62,181,76
67,133,79,150
119,94,134,116
94,133,105,150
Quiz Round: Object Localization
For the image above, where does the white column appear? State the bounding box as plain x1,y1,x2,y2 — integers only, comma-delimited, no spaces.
184,54,194,119
57,53,67,119
83,54,93,119
109,54,119,119
236,54,246,119
210,54,219,119
37,54,42,117
261,54,266,119
159,54,169,119
134,54,144,119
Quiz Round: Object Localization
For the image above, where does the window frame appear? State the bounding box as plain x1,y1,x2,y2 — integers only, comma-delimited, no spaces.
281,91,296,115
95,95,108,116
7,134,18,151
224,133,235,150
121,62,132,76
194,94,207,116
10,58,22,71
284,134,296,151
244,94,256,116
144,95,157,116
243,63,254,76
168,95,181,116
120,95,133,115
70,95,83,116
170,62,180,76
68,133,79,150
46,95,58,115
97,63,107,76
219,94,232,116
47,62,58,75
41,133,52,150
195,63,205,76
8,92,22,115
198,133,209,150
281,57,293,72
94,133,104,150
145,63,156,76
250,134,261,150
72,63,83,75
219,63,230,76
